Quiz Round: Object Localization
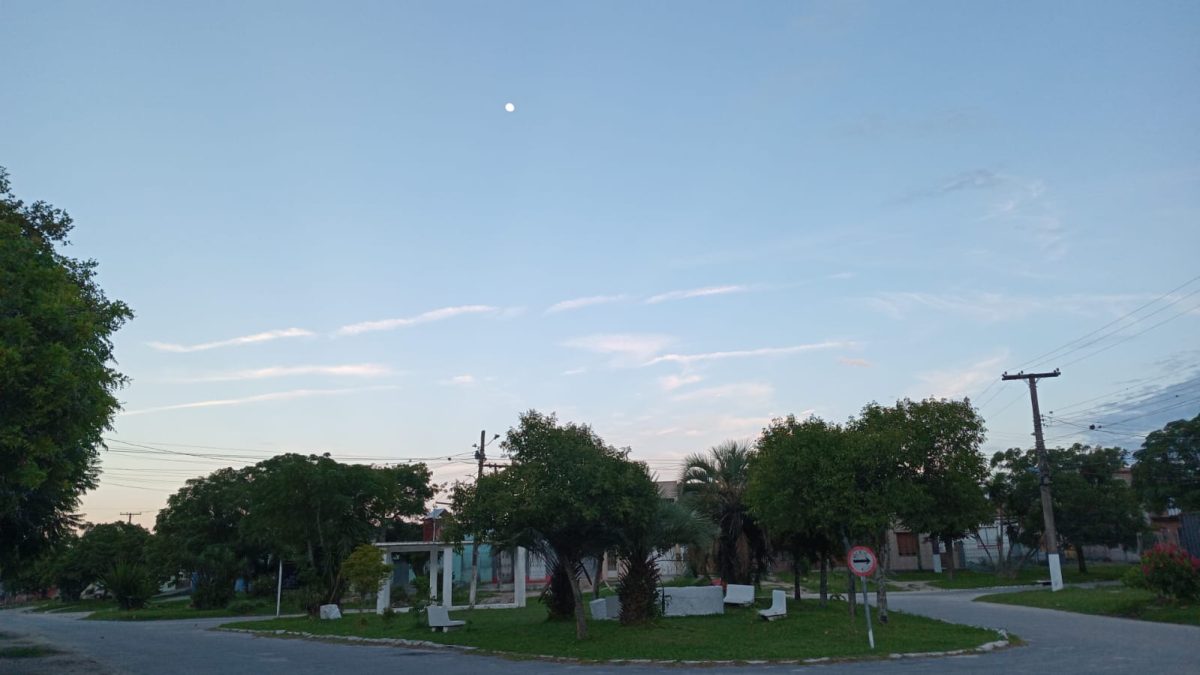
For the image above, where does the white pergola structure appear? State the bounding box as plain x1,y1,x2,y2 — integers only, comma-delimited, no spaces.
373,541,527,614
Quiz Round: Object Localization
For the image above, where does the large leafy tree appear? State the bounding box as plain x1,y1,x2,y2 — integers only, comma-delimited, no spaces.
52,521,156,607
154,467,259,609
990,444,1145,573
0,168,132,573
885,398,991,582
680,441,769,587
748,416,843,605
1132,413,1200,512
457,410,659,640
240,454,433,611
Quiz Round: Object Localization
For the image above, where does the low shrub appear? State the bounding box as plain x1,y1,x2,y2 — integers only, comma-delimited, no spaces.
226,599,261,615
103,563,157,610
1139,543,1200,601
1121,565,1148,590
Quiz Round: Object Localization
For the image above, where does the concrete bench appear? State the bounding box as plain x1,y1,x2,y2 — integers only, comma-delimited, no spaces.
589,596,620,621
758,590,787,621
663,586,725,617
724,584,755,606
427,606,465,632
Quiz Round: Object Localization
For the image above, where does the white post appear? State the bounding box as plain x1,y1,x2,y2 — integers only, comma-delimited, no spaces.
1048,553,1064,591
376,550,392,614
274,556,283,618
442,546,453,608
515,546,527,607
429,548,439,601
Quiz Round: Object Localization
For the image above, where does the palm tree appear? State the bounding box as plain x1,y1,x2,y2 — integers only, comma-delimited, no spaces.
616,500,714,623
679,441,769,586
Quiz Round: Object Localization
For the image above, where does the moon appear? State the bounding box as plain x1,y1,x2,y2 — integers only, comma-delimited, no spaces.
504,102,516,113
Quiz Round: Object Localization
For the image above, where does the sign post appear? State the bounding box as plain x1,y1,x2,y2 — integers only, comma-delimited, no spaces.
847,545,878,650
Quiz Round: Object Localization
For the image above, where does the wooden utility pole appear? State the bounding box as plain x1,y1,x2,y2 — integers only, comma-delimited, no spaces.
1002,368,1064,590
119,511,141,524
469,430,499,608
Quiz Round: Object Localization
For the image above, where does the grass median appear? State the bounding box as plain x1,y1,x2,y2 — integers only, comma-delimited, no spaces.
975,586,1199,626
223,599,1004,662
892,563,1132,590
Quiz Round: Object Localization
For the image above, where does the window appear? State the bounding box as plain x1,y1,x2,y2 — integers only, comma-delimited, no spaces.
896,532,919,557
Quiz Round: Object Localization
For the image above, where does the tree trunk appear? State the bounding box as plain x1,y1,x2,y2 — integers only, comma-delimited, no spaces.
819,556,829,607
874,534,889,624
792,554,801,601
593,554,605,600
566,556,589,640
841,532,856,618
1075,544,1087,574
468,539,480,609
944,537,956,581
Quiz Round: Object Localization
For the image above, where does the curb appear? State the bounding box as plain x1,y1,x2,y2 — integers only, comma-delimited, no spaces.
216,626,1014,666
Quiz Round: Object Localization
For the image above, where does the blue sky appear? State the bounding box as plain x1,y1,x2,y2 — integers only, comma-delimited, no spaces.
2,1,1198,526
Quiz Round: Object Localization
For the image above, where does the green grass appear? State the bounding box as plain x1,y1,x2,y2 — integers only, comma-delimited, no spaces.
891,563,1132,590
0,645,60,658
222,599,1003,662
28,599,118,614
976,586,1200,626
86,594,304,621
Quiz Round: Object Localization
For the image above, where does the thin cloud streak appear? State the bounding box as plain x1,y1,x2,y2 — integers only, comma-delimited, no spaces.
671,382,774,402
564,334,676,366
121,386,399,416
645,341,854,366
182,364,393,382
645,285,748,304
545,295,628,314
336,305,496,336
147,328,314,353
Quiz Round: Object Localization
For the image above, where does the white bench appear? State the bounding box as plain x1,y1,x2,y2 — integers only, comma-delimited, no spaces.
723,584,755,606
758,590,787,621
662,586,725,616
589,596,620,621
427,605,465,632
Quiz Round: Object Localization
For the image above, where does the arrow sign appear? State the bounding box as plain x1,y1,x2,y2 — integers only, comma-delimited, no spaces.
847,545,878,578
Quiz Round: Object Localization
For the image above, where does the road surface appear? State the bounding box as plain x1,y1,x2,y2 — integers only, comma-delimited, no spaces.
1,588,1195,673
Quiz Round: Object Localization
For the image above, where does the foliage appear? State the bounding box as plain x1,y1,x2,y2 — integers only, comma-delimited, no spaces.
680,441,769,586
541,558,578,621
342,543,390,614
154,453,432,615
990,444,1146,572
1132,414,1200,512
1122,564,1148,590
105,562,157,610
0,168,133,573
454,410,660,639
154,467,256,609
1139,543,1200,601
45,521,158,605
616,500,713,624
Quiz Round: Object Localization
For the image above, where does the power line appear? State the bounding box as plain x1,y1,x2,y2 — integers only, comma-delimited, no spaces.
1009,274,1200,372
1058,299,1200,369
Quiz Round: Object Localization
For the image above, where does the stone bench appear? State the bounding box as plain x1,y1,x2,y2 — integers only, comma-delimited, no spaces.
662,586,724,617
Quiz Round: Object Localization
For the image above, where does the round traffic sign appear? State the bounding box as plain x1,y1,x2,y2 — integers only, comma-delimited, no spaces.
847,545,878,577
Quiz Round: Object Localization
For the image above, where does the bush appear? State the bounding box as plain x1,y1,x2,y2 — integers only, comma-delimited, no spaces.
248,574,277,599
226,599,261,615
190,547,239,610
1121,565,1148,590
103,563,157,610
1139,543,1200,601
617,555,661,624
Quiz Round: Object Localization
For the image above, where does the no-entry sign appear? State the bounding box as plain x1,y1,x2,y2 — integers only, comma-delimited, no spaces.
847,545,878,578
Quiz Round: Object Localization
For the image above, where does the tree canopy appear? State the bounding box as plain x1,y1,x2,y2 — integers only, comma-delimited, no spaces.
680,441,769,586
0,168,132,573
1132,413,1200,512
456,410,659,639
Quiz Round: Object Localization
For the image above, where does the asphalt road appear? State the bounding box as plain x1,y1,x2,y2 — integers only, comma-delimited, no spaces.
1,588,1195,674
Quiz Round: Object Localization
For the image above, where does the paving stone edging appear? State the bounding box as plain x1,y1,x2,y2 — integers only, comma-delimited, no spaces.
217,626,1013,666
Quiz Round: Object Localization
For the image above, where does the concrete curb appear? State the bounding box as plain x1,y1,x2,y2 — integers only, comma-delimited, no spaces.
216,626,1014,666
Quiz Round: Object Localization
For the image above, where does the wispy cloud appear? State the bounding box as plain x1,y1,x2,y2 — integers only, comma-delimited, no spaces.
148,328,314,353
562,367,588,376
336,305,496,336
893,168,1008,205
910,352,1008,400
659,374,703,391
645,285,749,304
181,364,393,382
442,374,476,386
672,382,774,402
546,295,628,314
838,357,872,368
645,341,853,366
563,334,676,366
121,386,398,416
867,291,1157,323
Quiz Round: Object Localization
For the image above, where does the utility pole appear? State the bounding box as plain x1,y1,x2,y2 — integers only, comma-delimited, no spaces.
469,430,500,608
119,511,142,524
1002,368,1064,591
